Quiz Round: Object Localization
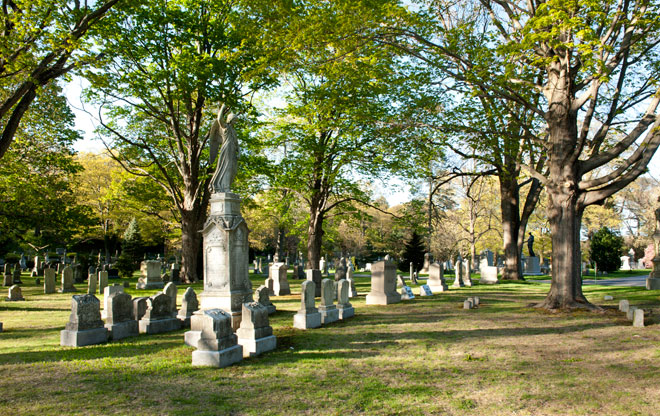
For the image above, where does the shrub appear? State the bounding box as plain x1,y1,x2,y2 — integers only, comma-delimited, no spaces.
398,231,426,273
590,227,624,273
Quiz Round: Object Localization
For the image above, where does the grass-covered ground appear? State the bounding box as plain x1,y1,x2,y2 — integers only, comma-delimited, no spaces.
1,271,659,415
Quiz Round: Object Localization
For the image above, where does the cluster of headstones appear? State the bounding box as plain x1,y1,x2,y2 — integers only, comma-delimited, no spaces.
264,261,358,300
184,286,278,368
60,282,199,347
463,296,480,309
3,263,22,287
293,278,354,329
618,299,645,327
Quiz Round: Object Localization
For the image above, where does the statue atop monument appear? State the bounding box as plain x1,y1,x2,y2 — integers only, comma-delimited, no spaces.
209,104,238,194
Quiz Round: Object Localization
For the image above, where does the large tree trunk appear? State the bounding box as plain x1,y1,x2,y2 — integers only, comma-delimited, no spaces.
180,209,205,283
535,183,593,309
307,204,324,270
500,175,524,280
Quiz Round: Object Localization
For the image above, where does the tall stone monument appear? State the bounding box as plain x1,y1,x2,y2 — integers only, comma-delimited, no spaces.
366,260,401,305
646,197,660,290
427,263,448,292
194,107,252,330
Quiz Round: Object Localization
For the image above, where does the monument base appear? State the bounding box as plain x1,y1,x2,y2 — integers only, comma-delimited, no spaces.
365,292,401,305
427,282,448,292
138,317,180,334
293,311,322,329
338,305,354,320
319,306,339,324
106,320,139,341
646,277,660,290
60,328,108,347
192,345,243,368
184,330,201,347
136,280,164,290
237,334,277,357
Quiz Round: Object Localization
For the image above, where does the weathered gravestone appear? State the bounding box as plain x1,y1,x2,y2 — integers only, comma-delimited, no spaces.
60,294,108,347
346,266,358,298
177,287,199,328
452,259,465,288
366,260,401,305
59,266,76,293
98,270,108,295
627,306,637,321
427,263,448,292
105,292,138,340
255,285,276,315
191,309,243,368
334,257,347,281
87,271,97,295
3,264,12,287
306,269,322,297
43,268,56,294
236,302,276,357
463,261,472,287
337,279,354,320
268,263,290,296
164,282,177,317
138,292,180,334
633,309,645,327
6,285,24,301
479,257,499,284
102,284,124,319
293,280,322,330
319,278,339,325
12,265,22,284
463,299,474,309
137,260,164,289
619,299,630,313
170,261,181,283
133,296,149,321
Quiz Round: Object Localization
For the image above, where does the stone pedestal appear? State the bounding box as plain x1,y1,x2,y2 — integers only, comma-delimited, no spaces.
236,302,276,357
427,263,448,292
136,260,164,289
293,281,322,329
191,309,243,368
197,192,253,330
523,256,542,275
366,261,401,305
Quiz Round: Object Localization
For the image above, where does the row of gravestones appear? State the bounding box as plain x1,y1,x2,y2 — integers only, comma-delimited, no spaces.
60,282,198,347
264,265,358,299
3,264,22,286
618,299,646,327
293,279,354,330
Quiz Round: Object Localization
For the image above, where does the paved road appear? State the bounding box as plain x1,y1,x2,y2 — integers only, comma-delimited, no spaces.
537,274,649,287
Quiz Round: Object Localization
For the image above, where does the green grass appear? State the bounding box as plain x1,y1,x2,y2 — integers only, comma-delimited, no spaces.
1,271,659,415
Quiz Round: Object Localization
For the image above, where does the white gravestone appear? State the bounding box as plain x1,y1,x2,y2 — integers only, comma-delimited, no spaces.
293,281,322,329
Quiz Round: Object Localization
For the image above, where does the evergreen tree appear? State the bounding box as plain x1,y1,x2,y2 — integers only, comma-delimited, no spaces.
590,227,624,273
399,231,426,273
116,218,143,278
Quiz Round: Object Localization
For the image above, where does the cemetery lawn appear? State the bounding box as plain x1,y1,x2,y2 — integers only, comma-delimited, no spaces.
1,274,660,415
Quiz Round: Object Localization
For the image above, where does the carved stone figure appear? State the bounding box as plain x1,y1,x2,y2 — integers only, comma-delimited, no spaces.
209,104,238,193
